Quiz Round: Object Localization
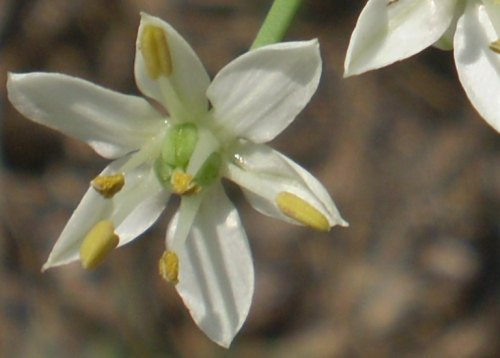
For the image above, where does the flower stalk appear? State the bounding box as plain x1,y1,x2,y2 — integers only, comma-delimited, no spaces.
251,0,302,49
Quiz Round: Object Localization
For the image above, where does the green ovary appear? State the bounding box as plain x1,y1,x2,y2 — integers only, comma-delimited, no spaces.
162,122,198,168
154,122,222,192
194,152,222,187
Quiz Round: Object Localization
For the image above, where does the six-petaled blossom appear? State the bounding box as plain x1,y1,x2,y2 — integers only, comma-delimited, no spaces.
7,13,347,347
345,0,500,133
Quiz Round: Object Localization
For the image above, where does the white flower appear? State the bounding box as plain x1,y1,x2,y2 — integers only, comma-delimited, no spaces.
7,13,347,347
344,0,500,133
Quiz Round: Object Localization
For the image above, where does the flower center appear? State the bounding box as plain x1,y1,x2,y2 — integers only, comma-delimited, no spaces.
154,122,222,195
171,170,200,195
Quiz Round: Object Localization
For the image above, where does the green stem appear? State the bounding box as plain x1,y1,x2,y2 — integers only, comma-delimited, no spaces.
251,0,303,49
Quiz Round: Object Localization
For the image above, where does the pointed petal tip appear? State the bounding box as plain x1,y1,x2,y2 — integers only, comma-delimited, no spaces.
40,263,50,273
339,218,349,228
308,38,319,48
6,72,30,87
343,63,357,78
138,13,164,32
210,335,233,349
198,316,241,348
139,11,157,24
218,341,232,349
305,38,320,54
41,258,57,273
6,71,17,80
6,72,22,96
329,214,349,229
343,59,372,77
40,256,66,272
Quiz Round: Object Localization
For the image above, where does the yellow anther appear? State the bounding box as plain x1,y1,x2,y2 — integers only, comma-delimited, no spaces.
276,192,330,232
171,171,200,196
159,250,179,284
91,173,125,199
489,39,500,54
79,220,119,270
141,25,172,78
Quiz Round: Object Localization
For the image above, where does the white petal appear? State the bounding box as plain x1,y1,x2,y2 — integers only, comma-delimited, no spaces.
224,142,348,228
167,194,204,252
135,13,210,122
207,40,321,143
113,168,169,243
482,0,500,35
344,0,458,76
167,184,254,348
454,1,500,132
42,157,169,270
434,2,465,50
6,72,164,159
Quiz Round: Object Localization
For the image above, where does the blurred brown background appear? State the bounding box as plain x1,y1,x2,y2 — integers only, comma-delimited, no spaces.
1,1,499,357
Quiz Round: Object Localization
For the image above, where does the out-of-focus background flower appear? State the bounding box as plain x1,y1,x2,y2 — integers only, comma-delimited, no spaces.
1,1,498,357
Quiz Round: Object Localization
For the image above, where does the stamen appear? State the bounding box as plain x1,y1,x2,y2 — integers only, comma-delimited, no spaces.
489,39,500,54
141,25,173,79
276,192,330,232
79,220,119,270
171,170,200,195
159,250,179,284
91,174,125,198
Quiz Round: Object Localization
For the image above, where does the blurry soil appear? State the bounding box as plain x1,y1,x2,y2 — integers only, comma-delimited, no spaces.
1,1,499,357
